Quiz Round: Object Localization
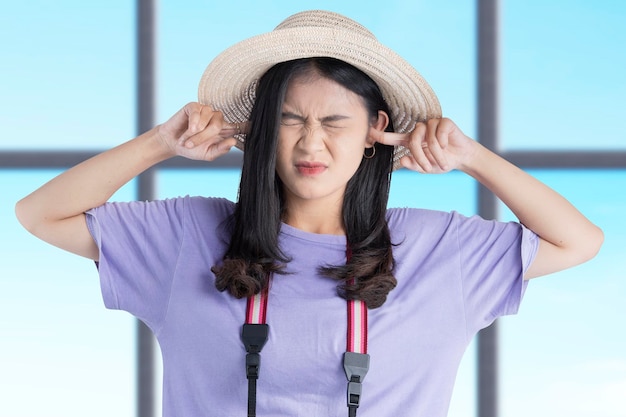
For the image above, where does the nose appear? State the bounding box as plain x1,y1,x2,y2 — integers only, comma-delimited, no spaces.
298,123,325,153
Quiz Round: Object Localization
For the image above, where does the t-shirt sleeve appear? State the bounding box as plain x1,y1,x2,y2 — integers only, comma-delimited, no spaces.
85,197,187,332
454,211,539,334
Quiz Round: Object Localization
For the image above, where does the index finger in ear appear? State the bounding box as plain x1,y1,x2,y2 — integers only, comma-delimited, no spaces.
371,130,409,147
220,121,250,139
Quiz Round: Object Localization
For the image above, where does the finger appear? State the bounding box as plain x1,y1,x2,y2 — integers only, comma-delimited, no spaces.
435,118,451,149
196,136,238,162
406,122,433,171
179,104,209,144
181,112,223,149
218,136,238,151
211,137,238,156
372,130,409,147
220,121,250,138
424,119,449,171
374,127,431,171
188,103,213,133
399,154,426,174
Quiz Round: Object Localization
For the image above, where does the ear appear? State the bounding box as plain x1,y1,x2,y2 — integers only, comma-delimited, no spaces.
366,111,390,147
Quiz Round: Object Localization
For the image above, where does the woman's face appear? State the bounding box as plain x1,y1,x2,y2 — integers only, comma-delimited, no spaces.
275,75,379,212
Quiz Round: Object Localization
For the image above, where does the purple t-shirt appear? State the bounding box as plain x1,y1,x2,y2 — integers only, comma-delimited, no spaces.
86,196,538,417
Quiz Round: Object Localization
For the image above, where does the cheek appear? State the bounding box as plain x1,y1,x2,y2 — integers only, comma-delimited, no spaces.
347,152,366,177
332,132,368,163
325,144,364,183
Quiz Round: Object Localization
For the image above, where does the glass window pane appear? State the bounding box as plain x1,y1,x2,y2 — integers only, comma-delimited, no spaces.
157,168,241,201
500,170,626,416
0,3,134,150
390,170,476,214
502,3,626,150
448,341,477,417
1,171,136,417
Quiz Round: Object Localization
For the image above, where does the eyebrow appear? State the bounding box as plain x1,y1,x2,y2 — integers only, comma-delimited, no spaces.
281,111,351,123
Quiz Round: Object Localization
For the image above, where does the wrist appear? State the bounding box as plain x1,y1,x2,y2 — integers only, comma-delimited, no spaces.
457,139,486,176
139,126,177,163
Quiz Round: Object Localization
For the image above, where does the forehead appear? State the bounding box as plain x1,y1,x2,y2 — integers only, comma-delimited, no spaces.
283,74,365,110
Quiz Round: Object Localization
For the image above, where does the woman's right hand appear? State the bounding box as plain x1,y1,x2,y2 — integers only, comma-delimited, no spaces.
157,102,241,161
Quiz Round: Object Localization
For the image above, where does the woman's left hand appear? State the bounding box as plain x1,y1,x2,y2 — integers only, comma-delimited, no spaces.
373,118,478,174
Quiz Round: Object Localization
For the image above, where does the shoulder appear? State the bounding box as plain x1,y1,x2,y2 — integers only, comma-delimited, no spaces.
88,195,236,228
386,207,456,233
185,195,235,218
386,207,527,249
387,207,519,233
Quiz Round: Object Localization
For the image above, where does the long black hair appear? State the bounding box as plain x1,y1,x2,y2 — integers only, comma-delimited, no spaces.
212,57,397,308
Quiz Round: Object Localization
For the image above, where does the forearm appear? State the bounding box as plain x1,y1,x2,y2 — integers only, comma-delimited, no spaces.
16,127,171,232
461,142,603,276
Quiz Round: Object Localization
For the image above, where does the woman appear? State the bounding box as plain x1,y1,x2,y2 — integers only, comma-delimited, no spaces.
15,10,602,417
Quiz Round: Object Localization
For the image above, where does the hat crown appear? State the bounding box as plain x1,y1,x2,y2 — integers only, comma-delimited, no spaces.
274,10,376,40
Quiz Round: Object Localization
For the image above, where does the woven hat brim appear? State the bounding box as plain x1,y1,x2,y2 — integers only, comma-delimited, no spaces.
198,26,442,169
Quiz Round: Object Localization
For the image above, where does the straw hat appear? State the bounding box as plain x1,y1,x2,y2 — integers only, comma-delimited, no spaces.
198,10,441,167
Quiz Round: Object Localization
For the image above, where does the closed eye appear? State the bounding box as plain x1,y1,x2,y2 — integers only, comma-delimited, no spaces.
321,115,349,129
280,112,352,126
322,123,346,129
280,112,305,126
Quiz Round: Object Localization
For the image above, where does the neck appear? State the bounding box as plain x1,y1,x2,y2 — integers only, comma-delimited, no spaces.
282,199,344,235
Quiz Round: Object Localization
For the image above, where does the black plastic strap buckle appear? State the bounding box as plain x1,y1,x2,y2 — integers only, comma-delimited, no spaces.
246,352,261,379
242,324,269,380
343,352,370,408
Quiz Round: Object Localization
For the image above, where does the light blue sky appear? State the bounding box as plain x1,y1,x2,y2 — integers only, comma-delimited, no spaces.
1,1,625,416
